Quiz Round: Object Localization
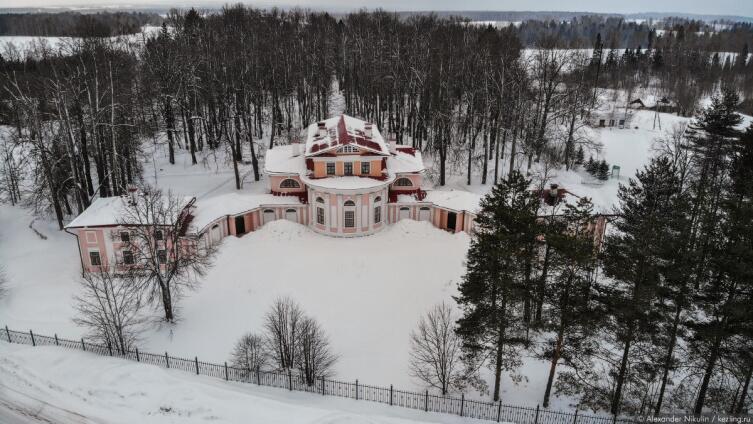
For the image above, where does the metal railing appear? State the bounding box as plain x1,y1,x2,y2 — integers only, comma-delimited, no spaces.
1,326,635,424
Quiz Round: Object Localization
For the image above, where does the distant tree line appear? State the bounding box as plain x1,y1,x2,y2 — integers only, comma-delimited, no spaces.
0,12,161,37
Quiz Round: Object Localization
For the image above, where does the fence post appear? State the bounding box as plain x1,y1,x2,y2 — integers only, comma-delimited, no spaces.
390,385,393,406
355,379,359,400
81,338,86,351
572,408,579,424
29,330,35,346
136,348,140,362
165,352,170,369
288,369,293,391
612,414,617,424
195,357,199,375
424,390,428,412
321,377,325,395
107,341,113,356
256,368,260,385
224,362,228,381
535,404,540,424
54,334,59,346
460,393,465,417
497,401,502,422
5,325,10,343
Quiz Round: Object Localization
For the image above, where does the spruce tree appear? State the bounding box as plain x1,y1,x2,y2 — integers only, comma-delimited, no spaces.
575,146,585,166
540,197,601,408
597,160,610,180
586,156,597,175
599,157,683,415
455,171,540,402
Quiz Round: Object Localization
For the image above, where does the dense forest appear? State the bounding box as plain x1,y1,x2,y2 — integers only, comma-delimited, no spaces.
0,12,161,36
0,7,751,416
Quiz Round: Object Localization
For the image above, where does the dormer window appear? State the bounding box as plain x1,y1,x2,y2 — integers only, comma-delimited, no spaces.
339,145,359,154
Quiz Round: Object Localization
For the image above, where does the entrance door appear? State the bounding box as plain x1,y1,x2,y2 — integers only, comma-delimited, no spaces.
419,207,431,222
285,208,298,223
211,224,221,243
234,215,246,235
399,207,410,220
447,212,457,232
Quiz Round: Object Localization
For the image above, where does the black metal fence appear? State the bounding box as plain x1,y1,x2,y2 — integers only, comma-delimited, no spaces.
2,326,635,424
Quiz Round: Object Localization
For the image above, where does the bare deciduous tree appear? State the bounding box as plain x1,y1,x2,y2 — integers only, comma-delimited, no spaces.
118,186,216,323
297,316,338,385
230,332,268,377
73,269,146,354
264,296,304,371
409,302,464,395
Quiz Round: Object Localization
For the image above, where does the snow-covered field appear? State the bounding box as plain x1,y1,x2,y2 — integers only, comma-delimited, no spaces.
0,342,472,424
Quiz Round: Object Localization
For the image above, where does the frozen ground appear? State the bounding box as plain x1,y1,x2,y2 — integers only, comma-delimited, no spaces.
0,342,475,424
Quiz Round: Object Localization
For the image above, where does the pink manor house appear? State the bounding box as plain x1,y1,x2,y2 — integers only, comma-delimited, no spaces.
66,115,483,272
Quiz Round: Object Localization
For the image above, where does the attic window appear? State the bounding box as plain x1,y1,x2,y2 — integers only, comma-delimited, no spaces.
339,145,359,154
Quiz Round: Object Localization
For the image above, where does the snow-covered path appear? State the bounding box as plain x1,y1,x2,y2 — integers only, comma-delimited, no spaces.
0,342,475,424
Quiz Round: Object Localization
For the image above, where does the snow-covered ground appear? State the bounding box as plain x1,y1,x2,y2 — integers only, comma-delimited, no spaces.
2,96,751,413
0,342,473,424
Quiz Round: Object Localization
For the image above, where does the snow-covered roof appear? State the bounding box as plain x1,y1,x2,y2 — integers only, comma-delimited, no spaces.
264,144,424,180
66,195,195,228
423,190,483,213
301,175,392,191
189,192,301,233
305,115,389,157
264,145,308,175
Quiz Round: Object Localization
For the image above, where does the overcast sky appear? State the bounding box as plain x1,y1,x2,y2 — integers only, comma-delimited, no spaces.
7,0,753,17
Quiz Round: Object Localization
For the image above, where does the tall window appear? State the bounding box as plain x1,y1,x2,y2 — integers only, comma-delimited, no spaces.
344,211,355,228
361,162,370,174
344,162,353,176
155,229,164,241
120,231,130,243
122,250,134,265
89,251,101,266
374,206,381,224
317,207,325,225
157,249,167,264
280,178,300,188
326,162,335,175
394,177,413,187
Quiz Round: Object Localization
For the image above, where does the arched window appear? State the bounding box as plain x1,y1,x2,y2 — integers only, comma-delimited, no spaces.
280,178,300,189
316,197,325,203
339,144,359,153
344,200,356,207
343,200,356,228
374,196,381,203
394,178,413,187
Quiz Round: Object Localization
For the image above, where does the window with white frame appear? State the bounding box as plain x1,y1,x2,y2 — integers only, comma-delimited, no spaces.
120,231,130,243
280,178,300,188
361,162,370,174
344,162,353,176
344,211,355,228
157,249,167,264
374,206,381,223
339,144,359,153
89,251,101,266
155,229,164,241
394,177,413,187
317,207,325,225
326,162,335,175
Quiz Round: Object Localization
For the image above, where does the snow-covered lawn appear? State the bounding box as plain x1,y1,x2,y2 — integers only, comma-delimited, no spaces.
0,342,473,424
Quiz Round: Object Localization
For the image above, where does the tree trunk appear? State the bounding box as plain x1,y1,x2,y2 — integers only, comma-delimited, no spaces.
655,306,682,414
694,333,722,414
543,324,565,408
611,324,634,415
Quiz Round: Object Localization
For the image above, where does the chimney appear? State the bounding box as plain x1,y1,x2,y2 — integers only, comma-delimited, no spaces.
317,122,327,137
126,184,138,206
364,123,373,138
291,142,301,156
389,140,397,154
549,184,559,198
